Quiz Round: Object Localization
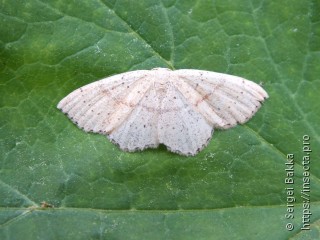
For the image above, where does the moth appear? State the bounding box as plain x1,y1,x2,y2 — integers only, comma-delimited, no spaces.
57,68,268,156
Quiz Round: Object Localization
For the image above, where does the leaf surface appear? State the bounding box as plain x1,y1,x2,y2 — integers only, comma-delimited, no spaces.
0,0,319,239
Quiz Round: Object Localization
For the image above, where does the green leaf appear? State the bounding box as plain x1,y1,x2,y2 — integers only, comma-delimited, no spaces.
0,0,319,239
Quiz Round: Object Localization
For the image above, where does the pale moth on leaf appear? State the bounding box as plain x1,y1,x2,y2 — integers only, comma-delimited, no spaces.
57,68,268,156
